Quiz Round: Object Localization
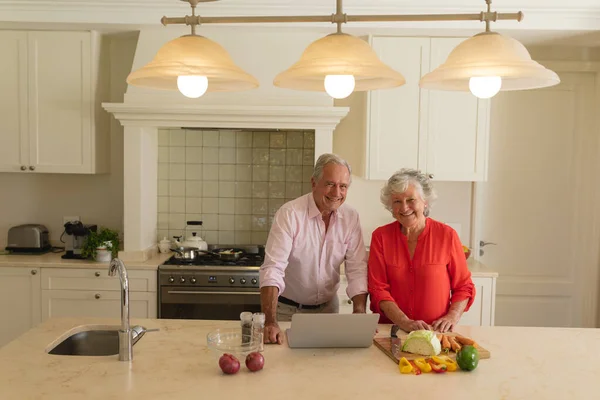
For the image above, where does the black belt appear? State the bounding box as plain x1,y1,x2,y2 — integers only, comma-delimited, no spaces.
278,296,325,310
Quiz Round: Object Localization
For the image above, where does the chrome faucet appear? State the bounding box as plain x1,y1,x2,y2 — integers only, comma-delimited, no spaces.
108,258,132,361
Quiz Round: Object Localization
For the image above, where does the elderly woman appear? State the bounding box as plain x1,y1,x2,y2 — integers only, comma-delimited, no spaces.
368,169,475,333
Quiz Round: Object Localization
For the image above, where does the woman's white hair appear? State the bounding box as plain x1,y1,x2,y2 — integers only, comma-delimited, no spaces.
311,153,352,185
380,169,437,216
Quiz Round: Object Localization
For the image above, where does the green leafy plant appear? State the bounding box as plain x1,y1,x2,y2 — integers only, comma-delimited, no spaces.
81,227,120,259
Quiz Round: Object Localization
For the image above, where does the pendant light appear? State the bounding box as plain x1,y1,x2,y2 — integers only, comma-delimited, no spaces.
419,2,560,98
126,0,258,98
273,0,405,99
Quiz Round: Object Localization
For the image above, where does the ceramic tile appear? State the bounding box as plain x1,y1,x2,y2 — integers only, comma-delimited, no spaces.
235,182,252,198
185,147,202,164
169,197,186,213
185,164,202,180
252,199,268,215
168,213,186,229
268,198,285,215
158,164,170,180
158,147,169,163
269,149,286,166
203,230,219,244
158,129,170,146
169,147,185,162
219,148,236,164
219,182,236,198
169,164,185,180
303,165,314,182
268,182,286,199
234,215,252,231
158,197,169,213
303,149,315,166
169,180,185,196
202,214,219,230
285,182,303,199
203,130,220,147
158,213,170,229
185,129,203,146
218,231,235,245
286,149,303,166
234,231,252,245
170,129,186,146
218,164,235,182
185,198,202,214
202,147,219,164
251,231,268,245
253,165,269,181
286,131,304,148
202,181,219,197
269,165,285,182
186,181,202,197
158,180,169,196
219,215,235,230
303,131,315,149
286,166,303,182
253,131,270,147
219,198,235,214
251,215,269,231
236,131,253,148
157,229,169,242
202,198,219,214
236,165,252,182
236,148,252,164
219,131,236,147
234,198,252,214
202,164,219,181
252,182,269,198
270,132,286,148
252,148,269,165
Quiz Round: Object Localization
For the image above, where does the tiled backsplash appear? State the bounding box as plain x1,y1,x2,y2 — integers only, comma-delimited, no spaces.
157,128,315,246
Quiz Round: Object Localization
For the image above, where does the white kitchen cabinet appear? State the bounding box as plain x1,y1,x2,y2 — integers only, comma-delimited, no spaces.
0,267,41,347
0,30,109,174
459,275,496,327
40,268,157,320
333,36,490,182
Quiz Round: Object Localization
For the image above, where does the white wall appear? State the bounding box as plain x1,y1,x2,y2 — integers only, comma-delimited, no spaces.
0,33,136,248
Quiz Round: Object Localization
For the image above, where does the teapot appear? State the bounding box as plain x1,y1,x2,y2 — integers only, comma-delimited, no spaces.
174,232,208,251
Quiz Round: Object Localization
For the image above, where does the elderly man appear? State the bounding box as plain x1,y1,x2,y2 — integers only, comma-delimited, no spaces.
259,153,368,344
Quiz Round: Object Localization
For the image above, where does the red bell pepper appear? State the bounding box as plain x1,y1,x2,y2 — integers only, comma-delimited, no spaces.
427,359,447,373
408,360,422,375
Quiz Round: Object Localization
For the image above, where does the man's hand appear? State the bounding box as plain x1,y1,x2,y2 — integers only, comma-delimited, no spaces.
351,293,368,314
264,321,283,344
431,312,460,333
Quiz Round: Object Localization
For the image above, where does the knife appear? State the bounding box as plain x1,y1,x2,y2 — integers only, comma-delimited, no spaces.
390,325,401,359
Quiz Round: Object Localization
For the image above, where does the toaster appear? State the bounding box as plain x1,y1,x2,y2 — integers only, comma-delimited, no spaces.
6,224,51,253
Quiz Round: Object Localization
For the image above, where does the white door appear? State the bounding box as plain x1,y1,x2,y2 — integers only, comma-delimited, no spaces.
473,72,599,328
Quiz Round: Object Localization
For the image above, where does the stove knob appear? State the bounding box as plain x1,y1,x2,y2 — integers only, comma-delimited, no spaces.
229,277,235,284
240,278,246,284
168,276,175,283
180,277,186,283
251,278,258,285
190,277,197,284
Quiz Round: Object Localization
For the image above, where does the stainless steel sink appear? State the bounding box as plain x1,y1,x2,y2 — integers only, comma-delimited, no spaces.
48,326,149,356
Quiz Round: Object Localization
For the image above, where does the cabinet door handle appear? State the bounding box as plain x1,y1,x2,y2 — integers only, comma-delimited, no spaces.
95,294,101,299
31,269,37,275
95,272,101,277
29,166,35,171
347,299,352,304
428,174,434,179
20,165,27,171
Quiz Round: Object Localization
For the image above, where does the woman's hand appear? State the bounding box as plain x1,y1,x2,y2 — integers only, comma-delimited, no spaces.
399,319,431,332
431,313,460,333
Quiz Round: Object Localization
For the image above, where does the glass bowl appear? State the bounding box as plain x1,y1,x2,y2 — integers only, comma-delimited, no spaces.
206,328,261,361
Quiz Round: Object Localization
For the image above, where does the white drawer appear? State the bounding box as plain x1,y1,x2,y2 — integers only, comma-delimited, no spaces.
41,268,157,292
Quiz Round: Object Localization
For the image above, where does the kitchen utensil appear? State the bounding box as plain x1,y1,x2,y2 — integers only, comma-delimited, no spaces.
173,221,208,251
373,332,491,364
171,246,212,261
390,325,401,358
212,248,246,261
206,328,261,361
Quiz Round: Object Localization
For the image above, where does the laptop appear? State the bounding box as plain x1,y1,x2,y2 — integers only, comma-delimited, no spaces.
286,313,379,348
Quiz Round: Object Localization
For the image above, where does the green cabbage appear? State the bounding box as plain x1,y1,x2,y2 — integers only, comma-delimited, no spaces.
401,330,441,356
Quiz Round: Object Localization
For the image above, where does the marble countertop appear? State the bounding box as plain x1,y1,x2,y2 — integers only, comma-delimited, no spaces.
0,251,171,270
1,317,596,399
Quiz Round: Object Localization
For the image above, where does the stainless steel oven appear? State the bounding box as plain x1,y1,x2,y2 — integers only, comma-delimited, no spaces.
158,245,263,320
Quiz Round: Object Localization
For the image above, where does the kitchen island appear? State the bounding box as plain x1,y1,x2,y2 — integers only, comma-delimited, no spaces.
0,318,597,399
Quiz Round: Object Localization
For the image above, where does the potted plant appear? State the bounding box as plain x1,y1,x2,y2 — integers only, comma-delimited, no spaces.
82,227,120,262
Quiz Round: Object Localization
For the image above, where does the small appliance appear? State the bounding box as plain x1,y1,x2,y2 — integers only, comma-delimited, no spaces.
5,224,51,253
61,221,97,259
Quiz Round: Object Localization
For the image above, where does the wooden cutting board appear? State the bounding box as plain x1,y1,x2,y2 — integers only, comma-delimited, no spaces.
373,333,491,364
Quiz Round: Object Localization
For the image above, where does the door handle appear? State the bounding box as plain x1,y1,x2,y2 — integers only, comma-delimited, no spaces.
479,240,497,247
166,290,259,296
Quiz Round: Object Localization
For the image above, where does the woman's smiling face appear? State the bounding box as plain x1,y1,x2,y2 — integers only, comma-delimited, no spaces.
390,184,427,229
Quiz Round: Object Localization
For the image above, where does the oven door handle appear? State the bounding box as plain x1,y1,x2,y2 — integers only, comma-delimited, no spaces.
166,290,259,295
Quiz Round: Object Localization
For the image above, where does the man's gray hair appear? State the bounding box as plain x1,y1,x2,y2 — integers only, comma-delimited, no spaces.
311,153,352,184
380,168,437,216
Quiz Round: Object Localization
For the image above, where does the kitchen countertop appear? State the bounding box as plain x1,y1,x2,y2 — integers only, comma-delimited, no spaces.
0,251,172,270
1,318,596,399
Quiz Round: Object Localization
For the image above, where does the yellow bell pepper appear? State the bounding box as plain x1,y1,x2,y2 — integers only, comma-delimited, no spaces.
399,357,413,374
432,355,458,372
413,358,432,373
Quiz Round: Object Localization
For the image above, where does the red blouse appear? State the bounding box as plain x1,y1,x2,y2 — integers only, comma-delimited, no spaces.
368,218,475,324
